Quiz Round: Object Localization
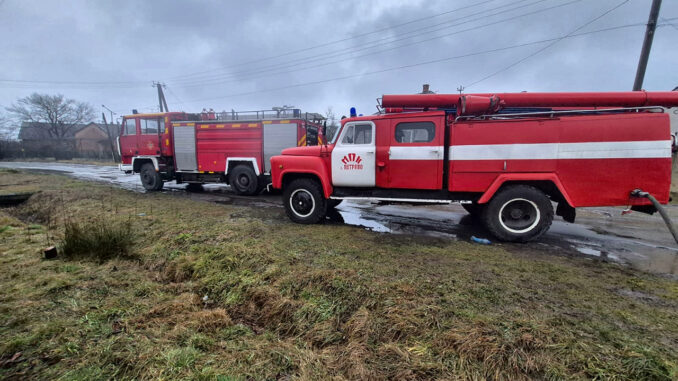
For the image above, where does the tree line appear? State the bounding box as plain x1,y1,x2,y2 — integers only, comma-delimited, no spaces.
0,93,119,161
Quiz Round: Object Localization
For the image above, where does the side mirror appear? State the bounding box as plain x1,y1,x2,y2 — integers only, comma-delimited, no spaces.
322,121,327,137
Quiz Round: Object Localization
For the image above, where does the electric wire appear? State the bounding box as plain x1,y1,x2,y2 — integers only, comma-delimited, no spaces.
464,0,629,88
168,0,501,80
172,0,580,89
170,0,557,85
177,22,651,105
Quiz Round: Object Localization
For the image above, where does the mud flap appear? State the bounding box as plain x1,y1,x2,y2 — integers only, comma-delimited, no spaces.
556,202,576,223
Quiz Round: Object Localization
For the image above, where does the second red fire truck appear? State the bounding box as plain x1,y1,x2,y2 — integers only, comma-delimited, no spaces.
270,91,678,242
117,108,325,194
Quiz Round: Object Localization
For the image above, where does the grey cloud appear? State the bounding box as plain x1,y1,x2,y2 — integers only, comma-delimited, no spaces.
1,0,676,122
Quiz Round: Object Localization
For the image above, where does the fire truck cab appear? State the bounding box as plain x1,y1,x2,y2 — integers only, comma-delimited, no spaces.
118,108,325,194
270,91,678,242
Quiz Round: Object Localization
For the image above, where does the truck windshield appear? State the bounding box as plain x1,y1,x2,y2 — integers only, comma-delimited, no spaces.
329,123,342,144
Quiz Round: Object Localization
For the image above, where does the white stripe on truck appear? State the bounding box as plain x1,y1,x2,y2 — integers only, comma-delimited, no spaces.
449,140,671,161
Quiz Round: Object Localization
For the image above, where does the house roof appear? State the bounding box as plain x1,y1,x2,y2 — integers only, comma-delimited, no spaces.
18,122,120,140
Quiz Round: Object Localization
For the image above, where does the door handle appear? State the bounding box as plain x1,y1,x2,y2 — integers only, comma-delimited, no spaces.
377,161,386,168
366,151,375,155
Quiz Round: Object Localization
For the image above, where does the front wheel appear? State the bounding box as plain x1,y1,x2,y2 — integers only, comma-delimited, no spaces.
283,178,326,224
140,163,163,191
481,185,553,242
229,165,259,195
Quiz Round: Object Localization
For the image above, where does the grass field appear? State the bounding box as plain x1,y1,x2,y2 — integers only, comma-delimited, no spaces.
0,169,677,380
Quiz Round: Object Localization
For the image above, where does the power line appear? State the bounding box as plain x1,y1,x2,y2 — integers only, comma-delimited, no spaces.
178,22,649,105
168,0,501,81
171,0,556,86
660,17,678,31
464,0,630,88
164,85,185,108
0,0,524,89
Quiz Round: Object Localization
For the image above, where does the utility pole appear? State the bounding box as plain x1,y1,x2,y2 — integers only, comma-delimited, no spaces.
101,104,115,125
633,0,662,91
153,81,169,112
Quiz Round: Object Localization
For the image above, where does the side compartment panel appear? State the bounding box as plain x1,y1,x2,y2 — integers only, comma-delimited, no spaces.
196,123,262,173
264,123,298,172
449,113,672,206
173,126,197,171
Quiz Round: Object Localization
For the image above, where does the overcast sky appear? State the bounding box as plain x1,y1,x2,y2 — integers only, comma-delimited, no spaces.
1,0,677,124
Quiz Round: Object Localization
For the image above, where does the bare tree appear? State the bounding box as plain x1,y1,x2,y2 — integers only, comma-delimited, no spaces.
7,93,95,140
324,106,339,141
0,111,14,140
0,110,21,159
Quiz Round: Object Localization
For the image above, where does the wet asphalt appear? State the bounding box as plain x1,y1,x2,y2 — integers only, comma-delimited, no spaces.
1,161,677,277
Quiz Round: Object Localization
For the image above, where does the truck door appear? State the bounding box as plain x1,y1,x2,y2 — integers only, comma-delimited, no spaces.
387,117,444,189
137,118,162,156
119,117,139,162
331,121,376,187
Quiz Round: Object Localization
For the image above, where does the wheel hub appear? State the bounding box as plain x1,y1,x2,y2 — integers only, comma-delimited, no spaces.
500,199,539,233
238,175,250,187
290,189,314,216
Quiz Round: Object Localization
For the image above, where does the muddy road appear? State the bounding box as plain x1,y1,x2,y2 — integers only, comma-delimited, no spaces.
2,161,677,277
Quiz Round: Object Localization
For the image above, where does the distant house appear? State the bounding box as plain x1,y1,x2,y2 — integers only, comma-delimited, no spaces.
18,122,120,159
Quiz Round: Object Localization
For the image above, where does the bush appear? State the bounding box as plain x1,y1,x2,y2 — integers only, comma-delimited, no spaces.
61,220,134,261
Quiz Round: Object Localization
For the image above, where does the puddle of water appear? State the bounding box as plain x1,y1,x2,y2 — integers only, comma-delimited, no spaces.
576,247,602,256
334,203,391,233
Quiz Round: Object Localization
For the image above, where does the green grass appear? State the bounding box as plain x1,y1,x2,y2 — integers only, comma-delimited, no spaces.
0,171,676,380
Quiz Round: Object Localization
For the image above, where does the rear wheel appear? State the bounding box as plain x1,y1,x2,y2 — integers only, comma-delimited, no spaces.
283,178,326,224
140,163,163,191
230,165,259,195
481,185,553,242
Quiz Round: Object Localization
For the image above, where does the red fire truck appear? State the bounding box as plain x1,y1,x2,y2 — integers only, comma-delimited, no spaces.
117,108,325,194
270,91,678,242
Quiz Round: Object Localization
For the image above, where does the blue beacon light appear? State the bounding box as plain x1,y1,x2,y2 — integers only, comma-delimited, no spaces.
350,107,357,117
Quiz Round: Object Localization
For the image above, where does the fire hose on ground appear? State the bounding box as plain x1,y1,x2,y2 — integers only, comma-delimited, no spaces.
631,189,678,245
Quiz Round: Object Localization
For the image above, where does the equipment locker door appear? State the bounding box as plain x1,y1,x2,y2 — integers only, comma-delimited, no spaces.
173,126,197,171
387,117,444,189
331,122,376,187
264,122,297,173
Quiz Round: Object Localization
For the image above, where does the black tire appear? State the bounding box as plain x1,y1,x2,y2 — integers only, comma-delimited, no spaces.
185,183,204,193
139,163,163,191
283,178,327,224
230,165,259,195
326,199,343,210
481,185,553,242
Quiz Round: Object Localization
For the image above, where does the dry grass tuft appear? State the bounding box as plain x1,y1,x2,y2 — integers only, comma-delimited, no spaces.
61,219,135,261
436,321,550,380
188,308,233,332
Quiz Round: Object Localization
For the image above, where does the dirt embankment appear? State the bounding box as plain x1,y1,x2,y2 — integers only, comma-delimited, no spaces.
1,169,677,380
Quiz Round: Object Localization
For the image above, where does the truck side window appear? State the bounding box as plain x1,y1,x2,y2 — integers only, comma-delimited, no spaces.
142,119,159,135
124,119,137,135
343,124,372,144
395,122,435,143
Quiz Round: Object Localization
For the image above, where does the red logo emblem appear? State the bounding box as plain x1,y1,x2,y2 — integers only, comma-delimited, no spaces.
341,153,363,170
